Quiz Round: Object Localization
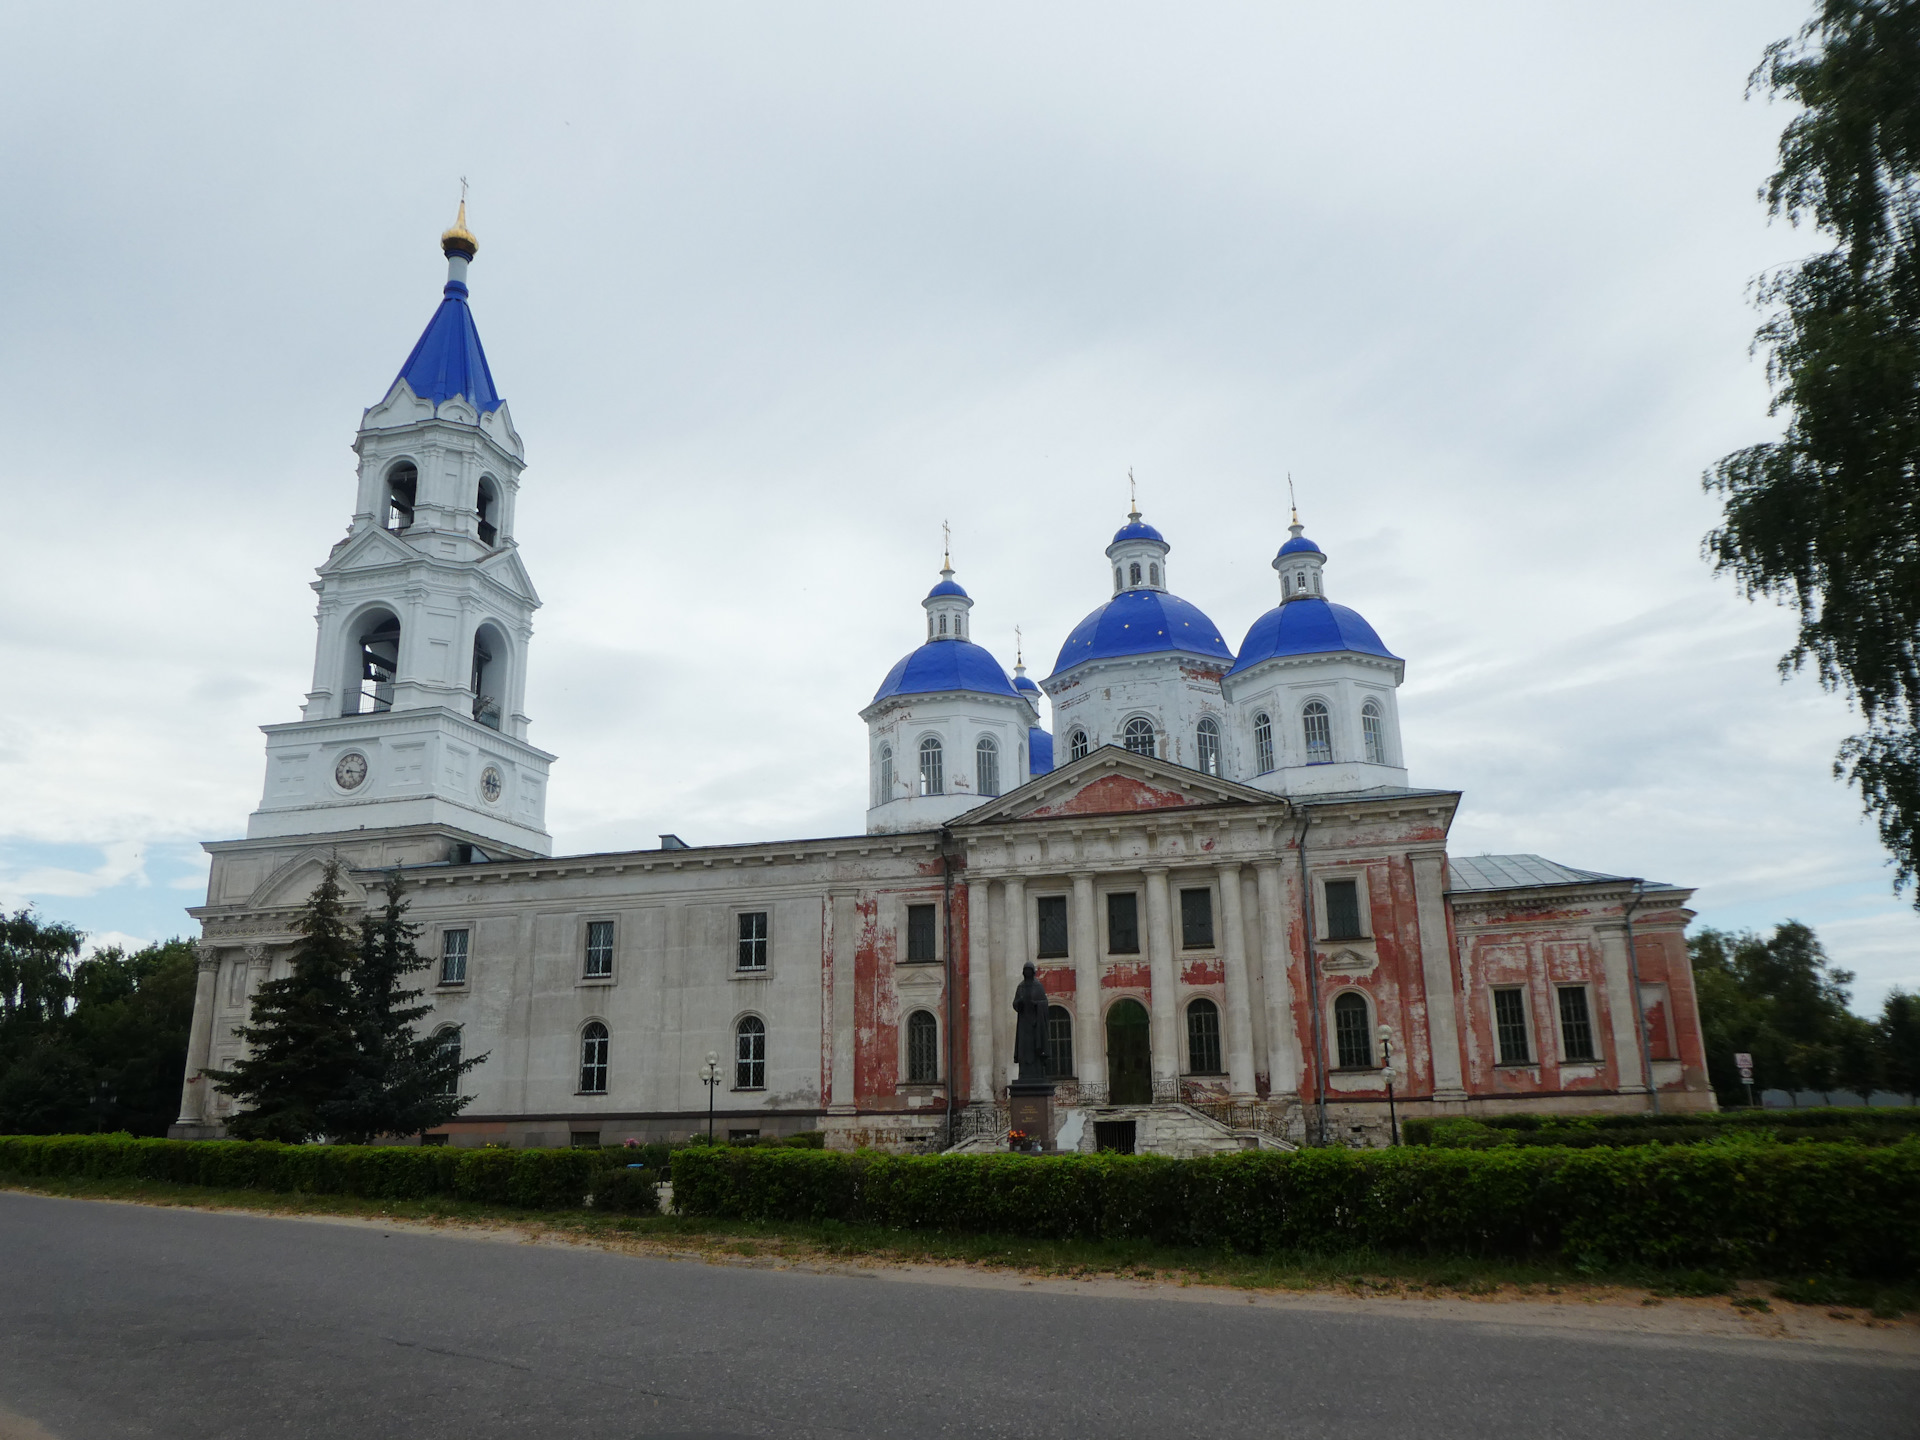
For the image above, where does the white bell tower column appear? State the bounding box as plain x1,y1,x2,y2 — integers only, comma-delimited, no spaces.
246,205,555,854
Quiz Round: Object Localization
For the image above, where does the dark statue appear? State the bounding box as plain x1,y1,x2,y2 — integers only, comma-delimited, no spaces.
1011,961,1051,1082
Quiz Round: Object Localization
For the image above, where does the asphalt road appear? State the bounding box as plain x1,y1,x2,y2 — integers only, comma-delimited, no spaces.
0,1192,1915,1440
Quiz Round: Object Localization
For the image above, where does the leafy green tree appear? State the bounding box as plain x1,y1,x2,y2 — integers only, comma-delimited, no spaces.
63,940,199,1135
321,871,483,1144
209,859,361,1142
1706,2,1920,901
0,909,84,1063
1688,921,1860,1103
1880,987,1920,1100
1833,1012,1887,1101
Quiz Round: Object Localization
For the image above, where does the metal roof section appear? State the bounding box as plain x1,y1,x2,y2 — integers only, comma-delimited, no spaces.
1445,853,1669,892
391,280,503,413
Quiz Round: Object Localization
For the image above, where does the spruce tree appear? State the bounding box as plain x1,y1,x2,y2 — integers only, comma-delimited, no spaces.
209,858,360,1142
322,870,483,1143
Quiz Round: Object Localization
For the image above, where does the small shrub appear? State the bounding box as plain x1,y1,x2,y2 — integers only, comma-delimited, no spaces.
589,1168,661,1213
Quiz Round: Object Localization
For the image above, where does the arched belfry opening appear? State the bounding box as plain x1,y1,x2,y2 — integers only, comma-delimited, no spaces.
477,477,499,547
471,623,506,729
346,609,401,715
384,463,418,532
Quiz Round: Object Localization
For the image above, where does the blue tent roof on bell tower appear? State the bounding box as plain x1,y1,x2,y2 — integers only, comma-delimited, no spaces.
393,276,503,413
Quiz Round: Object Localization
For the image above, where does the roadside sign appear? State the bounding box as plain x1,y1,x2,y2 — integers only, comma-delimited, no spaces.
1734,1052,1753,1069
1738,1066,1753,1081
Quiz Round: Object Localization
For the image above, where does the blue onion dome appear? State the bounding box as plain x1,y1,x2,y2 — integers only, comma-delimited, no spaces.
872,639,1021,704
927,577,969,599
1107,516,1167,550
1050,589,1232,677
1028,727,1055,775
1228,598,1399,676
1277,532,1323,558
1013,670,1041,696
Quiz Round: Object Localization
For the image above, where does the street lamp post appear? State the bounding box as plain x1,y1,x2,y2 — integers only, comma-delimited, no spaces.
1377,1024,1401,1147
698,1051,722,1145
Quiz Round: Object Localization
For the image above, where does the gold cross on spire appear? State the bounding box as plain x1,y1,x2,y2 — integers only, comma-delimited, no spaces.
1127,467,1139,520
1287,472,1299,526
1015,624,1023,666
942,519,951,570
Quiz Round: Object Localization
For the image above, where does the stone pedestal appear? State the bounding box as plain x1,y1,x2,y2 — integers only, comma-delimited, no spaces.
1008,1078,1057,1152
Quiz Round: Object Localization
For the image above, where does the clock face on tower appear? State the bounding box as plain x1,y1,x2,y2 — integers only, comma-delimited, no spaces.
481,765,503,804
334,752,369,791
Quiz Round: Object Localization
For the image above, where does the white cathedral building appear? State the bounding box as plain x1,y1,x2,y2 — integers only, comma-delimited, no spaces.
174,213,1715,1152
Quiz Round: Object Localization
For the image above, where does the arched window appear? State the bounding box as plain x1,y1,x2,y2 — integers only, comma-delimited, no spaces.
1282,573,1292,598
349,610,401,715
1333,993,1372,1069
1148,562,1160,587
735,1015,767,1089
1113,567,1123,591
1128,561,1142,586
1069,729,1090,761
470,623,505,729
918,736,944,796
579,1022,609,1094
1362,701,1385,765
976,735,1001,797
1186,998,1223,1075
434,1025,462,1096
1253,712,1274,773
384,462,417,531
1295,570,1307,591
476,477,499,547
1195,717,1221,776
905,1010,939,1083
1303,700,1333,764
876,743,894,806
1123,717,1155,756
938,614,948,636
1311,572,1321,594
1046,1005,1074,1079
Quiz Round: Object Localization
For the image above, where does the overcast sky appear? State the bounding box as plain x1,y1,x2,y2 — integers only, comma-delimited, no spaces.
2,2,1914,1011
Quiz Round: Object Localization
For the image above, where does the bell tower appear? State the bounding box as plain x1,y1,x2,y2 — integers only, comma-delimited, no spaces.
245,204,555,854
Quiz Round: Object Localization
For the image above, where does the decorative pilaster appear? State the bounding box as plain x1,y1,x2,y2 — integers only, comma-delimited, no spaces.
999,875,1027,1085
1596,921,1649,1094
1254,861,1302,1094
1143,867,1178,1097
1409,850,1468,1101
829,888,859,1114
1216,862,1257,1098
1070,871,1105,1102
966,878,995,1106
171,945,221,1130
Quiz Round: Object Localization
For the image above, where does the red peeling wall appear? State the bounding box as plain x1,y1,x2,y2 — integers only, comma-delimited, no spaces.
1029,774,1199,817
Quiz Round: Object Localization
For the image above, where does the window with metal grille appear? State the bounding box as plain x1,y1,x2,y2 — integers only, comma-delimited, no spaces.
1253,712,1274,773
1303,700,1332,763
905,903,937,963
735,1016,766,1089
1186,998,1223,1074
1494,988,1532,1064
579,1022,609,1094
584,920,615,978
1035,895,1069,958
440,928,469,985
1149,562,1160,586
976,735,1000,797
1106,892,1140,954
1333,992,1372,1069
1046,1005,1074,1078
1069,729,1090,761
1123,717,1155,756
434,1026,462,1095
1362,701,1386,765
876,744,893,806
1196,717,1221,776
919,736,944,795
1323,878,1363,940
906,1010,939,1083
737,912,769,971
1557,986,1596,1062
1180,888,1214,949
1129,561,1142,585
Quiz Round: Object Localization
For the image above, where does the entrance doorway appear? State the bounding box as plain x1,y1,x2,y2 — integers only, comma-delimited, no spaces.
1106,998,1151,1104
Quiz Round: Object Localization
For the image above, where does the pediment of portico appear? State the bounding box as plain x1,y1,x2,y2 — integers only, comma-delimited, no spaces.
952,745,1281,828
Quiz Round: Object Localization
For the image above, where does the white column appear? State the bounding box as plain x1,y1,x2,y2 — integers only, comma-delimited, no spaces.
1597,922,1648,1095
1255,861,1302,1095
829,889,858,1114
1410,850,1467,1100
1143,867,1178,1097
1216,862,1257,1098
967,878,994,1105
1070,871,1104,1101
1000,875,1027,1085
172,946,221,1127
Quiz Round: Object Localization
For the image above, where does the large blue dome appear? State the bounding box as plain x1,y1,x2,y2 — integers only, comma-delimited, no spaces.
872,639,1021,705
1049,589,1232,678
1228,598,1398,676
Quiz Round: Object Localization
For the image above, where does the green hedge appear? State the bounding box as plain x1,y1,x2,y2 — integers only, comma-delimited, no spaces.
671,1141,1920,1278
0,1134,616,1209
1404,1108,1920,1149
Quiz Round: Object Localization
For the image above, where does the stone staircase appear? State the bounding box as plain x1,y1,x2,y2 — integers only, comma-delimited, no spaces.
940,1100,1297,1156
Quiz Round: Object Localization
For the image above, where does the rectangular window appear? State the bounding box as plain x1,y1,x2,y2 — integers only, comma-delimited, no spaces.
1035,896,1069,958
1046,1006,1074,1079
1323,878,1363,940
583,920,614,979
1493,987,1532,1065
440,928,469,985
1179,888,1214,950
1557,986,1597,1062
1186,1002,1223,1074
570,1131,601,1149
1106,892,1140,955
905,903,938,963
737,911,769,971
